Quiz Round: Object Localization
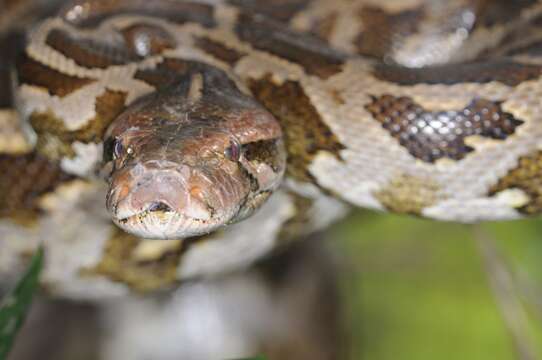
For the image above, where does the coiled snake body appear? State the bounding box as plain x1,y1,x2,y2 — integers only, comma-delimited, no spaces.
1,0,542,297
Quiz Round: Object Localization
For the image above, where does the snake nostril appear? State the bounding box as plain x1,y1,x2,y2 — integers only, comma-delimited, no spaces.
147,201,173,212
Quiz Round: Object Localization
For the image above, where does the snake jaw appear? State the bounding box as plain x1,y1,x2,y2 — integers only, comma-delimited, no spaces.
109,194,225,239
111,192,214,224
112,212,221,240
105,161,245,239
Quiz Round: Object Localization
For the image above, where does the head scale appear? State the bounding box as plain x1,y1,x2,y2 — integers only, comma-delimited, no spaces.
103,66,285,239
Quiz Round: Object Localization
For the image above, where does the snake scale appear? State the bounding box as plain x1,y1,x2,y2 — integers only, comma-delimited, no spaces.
1,0,542,298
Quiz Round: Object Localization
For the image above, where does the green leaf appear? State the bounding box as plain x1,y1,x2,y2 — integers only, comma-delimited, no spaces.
228,356,267,360
0,247,44,358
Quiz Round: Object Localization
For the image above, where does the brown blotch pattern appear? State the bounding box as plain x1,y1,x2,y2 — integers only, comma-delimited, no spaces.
482,0,542,58
81,228,187,292
365,95,524,163
228,0,311,23
249,76,344,182
0,31,25,108
236,12,346,79
308,12,338,41
134,58,224,92
374,174,441,215
355,6,424,60
0,152,73,218
194,36,246,66
243,139,283,172
17,53,96,97
134,58,193,88
61,0,216,29
476,0,537,28
3,0,23,10
373,60,542,87
30,90,127,158
120,23,176,57
505,40,542,57
478,16,541,59
0,58,12,108
45,28,140,69
489,151,542,214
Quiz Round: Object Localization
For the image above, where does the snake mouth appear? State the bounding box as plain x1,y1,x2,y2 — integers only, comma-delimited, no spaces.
112,205,224,239
105,161,235,239
115,204,177,225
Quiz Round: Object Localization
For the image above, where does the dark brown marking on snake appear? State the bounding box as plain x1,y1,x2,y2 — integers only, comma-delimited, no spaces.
120,23,176,57
134,58,194,88
308,12,338,41
532,11,542,27
193,36,246,66
355,6,424,60
471,1,542,59
16,53,96,97
249,75,344,182
228,0,311,22
134,57,237,91
0,31,25,108
61,0,216,29
476,17,542,60
81,228,183,291
365,95,524,163
243,139,283,172
45,28,141,69
489,151,542,214
373,60,542,87
2,0,23,11
475,0,537,28
0,152,73,218
235,11,346,79
0,64,12,109
478,26,539,59
504,39,542,57
30,90,127,158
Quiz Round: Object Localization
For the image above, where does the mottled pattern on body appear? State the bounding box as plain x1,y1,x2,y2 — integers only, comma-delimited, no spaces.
489,151,542,214
0,153,73,218
365,95,524,162
3,0,542,297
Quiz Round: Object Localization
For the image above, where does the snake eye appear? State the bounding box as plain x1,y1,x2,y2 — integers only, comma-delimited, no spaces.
224,139,241,161
113,139,124,159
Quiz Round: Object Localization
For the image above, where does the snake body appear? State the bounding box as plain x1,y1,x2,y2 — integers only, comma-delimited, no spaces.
2,0,542,297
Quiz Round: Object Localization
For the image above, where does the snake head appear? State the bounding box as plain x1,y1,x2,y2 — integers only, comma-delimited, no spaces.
102,67,285,239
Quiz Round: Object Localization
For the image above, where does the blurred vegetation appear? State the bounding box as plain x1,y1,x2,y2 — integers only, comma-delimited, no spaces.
332,211,542,360
0,248,43,359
